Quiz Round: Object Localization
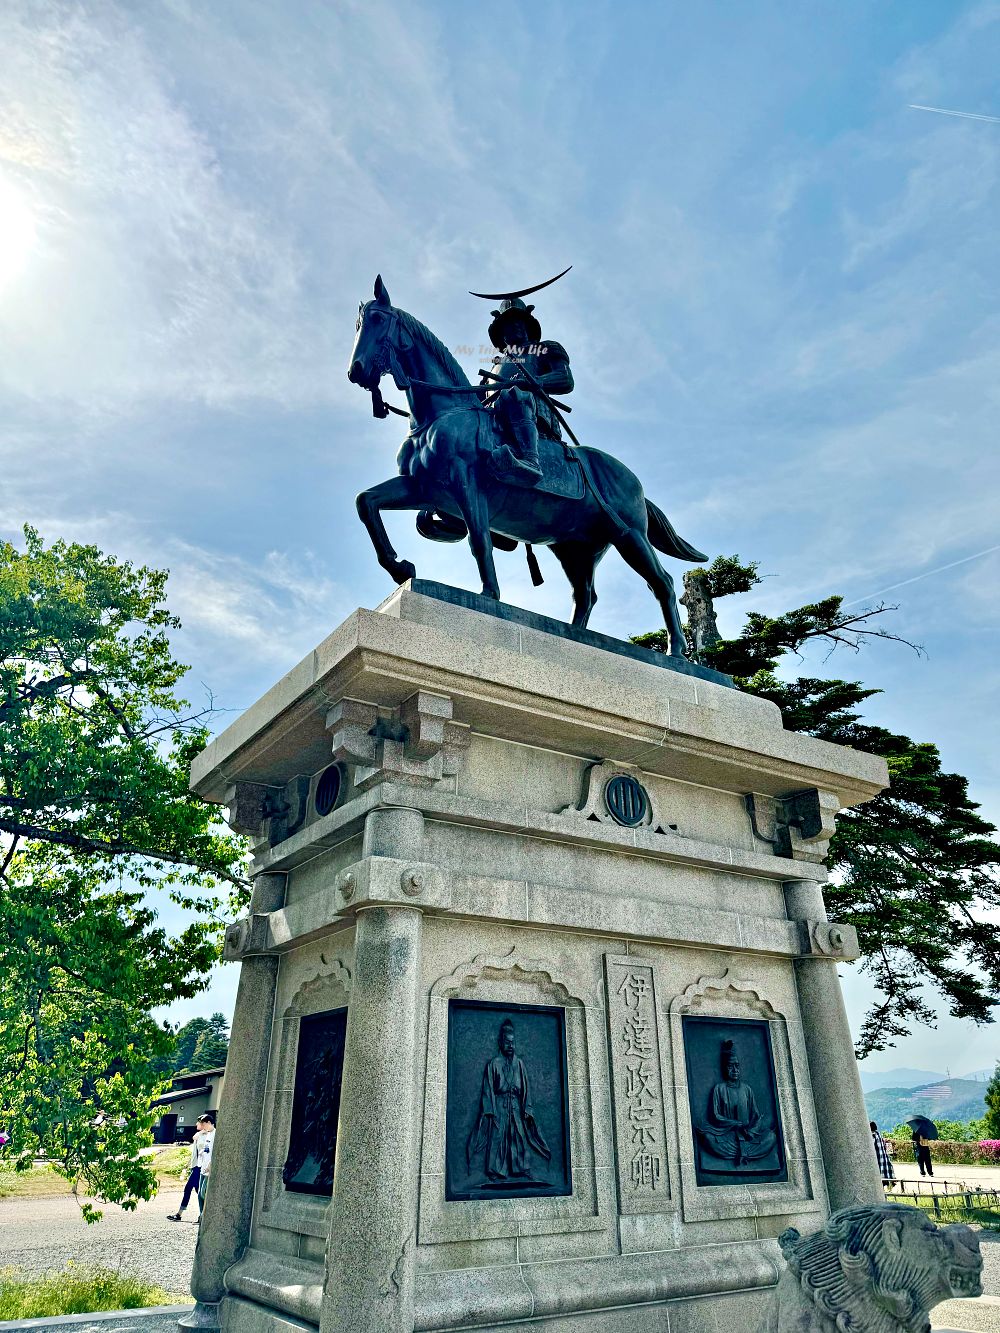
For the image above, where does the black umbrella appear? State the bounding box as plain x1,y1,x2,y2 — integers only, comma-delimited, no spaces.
906,1115,939,1140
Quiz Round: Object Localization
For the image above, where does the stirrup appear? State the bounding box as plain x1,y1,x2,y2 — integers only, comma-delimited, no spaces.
496,445,541,480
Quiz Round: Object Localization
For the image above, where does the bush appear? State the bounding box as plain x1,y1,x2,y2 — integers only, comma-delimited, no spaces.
0,1267,176,1320
884,1136,1000,1166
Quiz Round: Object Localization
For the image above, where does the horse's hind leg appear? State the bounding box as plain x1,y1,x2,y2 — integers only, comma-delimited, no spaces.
550,541,605,628
356,475,427,584
613,527,687,655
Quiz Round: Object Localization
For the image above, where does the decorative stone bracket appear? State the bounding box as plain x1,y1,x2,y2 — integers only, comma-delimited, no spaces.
326,691,470,790
745,788,839,863
799,918,860,961
225,774,315,848
223,912,273,960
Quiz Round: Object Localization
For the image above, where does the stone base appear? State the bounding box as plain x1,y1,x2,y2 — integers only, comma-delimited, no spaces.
188,584,887,1333
222,1253,778,1327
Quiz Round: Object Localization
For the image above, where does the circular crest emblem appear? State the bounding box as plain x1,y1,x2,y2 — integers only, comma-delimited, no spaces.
315,763,345,817
604,773,649,827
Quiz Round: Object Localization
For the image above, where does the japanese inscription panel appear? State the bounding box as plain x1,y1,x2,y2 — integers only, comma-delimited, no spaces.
604,956,671,1212
683,1014,786,1186
445,999,572,1202
282,1007,348,1196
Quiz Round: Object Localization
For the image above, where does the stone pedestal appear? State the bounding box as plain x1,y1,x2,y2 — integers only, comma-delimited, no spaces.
187,581,887,1333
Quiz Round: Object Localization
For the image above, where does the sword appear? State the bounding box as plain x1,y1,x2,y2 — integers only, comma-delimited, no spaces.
478,368,580,445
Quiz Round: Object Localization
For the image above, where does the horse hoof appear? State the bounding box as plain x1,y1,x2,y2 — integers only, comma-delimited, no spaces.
391,561,417,584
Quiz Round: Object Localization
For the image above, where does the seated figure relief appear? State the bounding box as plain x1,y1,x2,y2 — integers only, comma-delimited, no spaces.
696,1038,777,1172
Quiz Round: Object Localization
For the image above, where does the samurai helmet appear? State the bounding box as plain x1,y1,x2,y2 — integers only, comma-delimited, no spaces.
487,297,542,350
470,265,572,350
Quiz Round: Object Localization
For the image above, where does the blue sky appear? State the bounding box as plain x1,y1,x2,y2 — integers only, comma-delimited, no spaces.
2,0,999,1077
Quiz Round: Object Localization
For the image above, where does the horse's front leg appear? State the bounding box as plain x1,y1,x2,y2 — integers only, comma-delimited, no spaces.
355,476,427,584
454,463,501,601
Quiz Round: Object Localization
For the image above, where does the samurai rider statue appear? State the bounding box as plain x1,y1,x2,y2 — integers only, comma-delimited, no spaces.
471,265,574,481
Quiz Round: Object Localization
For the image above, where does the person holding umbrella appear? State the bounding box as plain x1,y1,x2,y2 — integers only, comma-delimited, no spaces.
907,1115,938,1177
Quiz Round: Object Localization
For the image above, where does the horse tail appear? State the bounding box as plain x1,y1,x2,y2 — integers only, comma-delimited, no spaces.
416,509,467,543
645,500,707,563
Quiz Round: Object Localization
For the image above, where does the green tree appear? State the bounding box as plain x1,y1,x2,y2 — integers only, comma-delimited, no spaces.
188,1013,229,1072
984,1064,1000,1139
171,1017,211,1074
635,557,1000,1057
0,529,249,1216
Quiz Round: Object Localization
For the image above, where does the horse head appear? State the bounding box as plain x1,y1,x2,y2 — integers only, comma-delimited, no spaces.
348,275,413,392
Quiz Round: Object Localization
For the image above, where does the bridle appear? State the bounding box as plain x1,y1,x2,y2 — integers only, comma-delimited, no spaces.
356,299,488,421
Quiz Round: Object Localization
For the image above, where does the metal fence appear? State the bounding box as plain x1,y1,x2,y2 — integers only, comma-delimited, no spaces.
885,1179,1000,1223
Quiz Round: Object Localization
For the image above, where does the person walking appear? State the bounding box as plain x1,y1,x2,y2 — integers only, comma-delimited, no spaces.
167,1115,212,1221
870,1121,894,1182
196,1110,216,1214
912,1127,934,1177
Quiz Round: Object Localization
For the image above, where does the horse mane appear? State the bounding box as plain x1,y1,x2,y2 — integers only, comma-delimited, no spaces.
396,308,471,387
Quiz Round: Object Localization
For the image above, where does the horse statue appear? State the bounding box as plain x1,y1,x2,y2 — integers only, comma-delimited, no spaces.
348,276,707,657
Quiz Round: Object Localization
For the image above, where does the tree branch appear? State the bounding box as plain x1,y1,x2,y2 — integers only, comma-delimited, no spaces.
0,815,249,888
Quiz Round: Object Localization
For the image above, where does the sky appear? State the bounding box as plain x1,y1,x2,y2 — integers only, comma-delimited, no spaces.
2,0,999,1079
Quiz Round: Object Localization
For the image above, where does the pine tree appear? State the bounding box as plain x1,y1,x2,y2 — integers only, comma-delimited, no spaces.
189,1013,229,1071
172,1017,211,1073
635,557,1000,1057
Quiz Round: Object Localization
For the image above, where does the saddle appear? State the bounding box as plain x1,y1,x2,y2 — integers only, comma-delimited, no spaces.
493,434,584,500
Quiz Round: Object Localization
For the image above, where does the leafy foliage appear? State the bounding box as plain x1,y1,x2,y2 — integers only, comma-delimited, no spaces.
700,553,761,599
635,557,1000,1056
0,528,244,885
0,529,249,1215
985,1064,1000,1140
186,1013,229,1072
172,1017,210,1073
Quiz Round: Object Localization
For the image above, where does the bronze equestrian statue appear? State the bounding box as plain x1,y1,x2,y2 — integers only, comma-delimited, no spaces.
348,274,706,657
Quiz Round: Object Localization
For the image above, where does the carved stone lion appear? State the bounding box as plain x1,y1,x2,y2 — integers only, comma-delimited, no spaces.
758,1202,982,1332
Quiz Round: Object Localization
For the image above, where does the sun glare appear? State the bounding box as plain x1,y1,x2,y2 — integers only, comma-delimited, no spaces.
0,176,38,291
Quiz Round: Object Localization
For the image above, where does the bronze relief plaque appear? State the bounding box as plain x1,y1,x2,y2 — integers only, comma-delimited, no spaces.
445,999,572,1201
282,1007,348,1196
682,1014,786,1186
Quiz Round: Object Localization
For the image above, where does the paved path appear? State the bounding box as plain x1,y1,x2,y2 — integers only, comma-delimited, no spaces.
932,1232,1000,1331
0,1189,195,1301
894,1162,1000,1191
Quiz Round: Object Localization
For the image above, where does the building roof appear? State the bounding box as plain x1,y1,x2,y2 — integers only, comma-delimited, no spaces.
151,1086,211,1108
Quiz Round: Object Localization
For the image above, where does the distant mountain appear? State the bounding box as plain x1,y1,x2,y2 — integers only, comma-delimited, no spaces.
960,1068,996,1083
859,1068,947,1092
865,1079,988,1131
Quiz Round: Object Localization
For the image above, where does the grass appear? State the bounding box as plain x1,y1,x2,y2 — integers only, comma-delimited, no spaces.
151,1144,192,1184
903,1193,1000,1231
0,1145,193,1201
0,1267,176,1320
0,1163,76,1201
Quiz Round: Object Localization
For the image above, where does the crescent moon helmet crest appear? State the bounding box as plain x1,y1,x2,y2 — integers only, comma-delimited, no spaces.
469,264,573,301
